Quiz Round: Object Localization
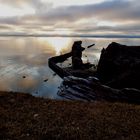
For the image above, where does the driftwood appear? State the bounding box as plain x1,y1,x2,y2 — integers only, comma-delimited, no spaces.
48,44,94,78
48,42,140,104
48,52,72,78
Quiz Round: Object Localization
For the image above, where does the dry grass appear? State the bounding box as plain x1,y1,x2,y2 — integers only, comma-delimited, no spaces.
0,91,140,140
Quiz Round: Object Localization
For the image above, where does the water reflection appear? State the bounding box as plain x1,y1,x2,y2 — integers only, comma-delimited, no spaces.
0,36,140,99
45,37,72,55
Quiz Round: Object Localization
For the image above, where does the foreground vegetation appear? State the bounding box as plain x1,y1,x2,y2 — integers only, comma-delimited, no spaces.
0,91,140,140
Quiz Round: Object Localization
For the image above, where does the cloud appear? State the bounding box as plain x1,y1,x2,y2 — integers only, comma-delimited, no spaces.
0,0,24,7
38,0,140,23
1,0,140,22
0,0,140,35
0,0,42,8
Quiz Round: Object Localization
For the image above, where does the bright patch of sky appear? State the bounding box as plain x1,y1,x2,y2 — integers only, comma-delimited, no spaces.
0,4,35,17
41,0,107,7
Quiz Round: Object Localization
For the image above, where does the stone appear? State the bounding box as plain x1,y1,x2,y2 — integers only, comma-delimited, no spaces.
97,42,140,89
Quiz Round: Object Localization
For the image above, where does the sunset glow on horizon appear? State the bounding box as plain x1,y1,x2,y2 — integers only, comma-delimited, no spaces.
46,37,71,55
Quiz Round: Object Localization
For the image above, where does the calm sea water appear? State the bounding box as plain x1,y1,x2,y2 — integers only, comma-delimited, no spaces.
0,36,140,99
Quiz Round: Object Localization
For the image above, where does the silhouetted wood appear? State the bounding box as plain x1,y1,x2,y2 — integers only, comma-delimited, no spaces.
87,44,95,48
48,43,95,78
48,52,72,78
49,41,140,104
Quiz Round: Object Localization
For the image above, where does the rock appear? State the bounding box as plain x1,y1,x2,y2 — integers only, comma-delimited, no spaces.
58,76,140,104
53,73,56,76
44,79,48,82
22,76,26,79
97,42,140,89
34,114,39,118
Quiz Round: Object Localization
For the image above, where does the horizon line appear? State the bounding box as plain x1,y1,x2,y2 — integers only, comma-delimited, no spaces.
0,34,140,38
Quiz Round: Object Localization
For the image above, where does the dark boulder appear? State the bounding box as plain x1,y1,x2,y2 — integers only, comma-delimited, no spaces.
97,42,140,89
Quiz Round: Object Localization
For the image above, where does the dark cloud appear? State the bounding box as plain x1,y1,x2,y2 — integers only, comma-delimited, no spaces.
41,0,140,22
0,16,23,25
0,24,13,29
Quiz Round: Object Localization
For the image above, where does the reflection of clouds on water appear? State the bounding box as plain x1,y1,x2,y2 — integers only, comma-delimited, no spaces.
34,75,63,99
0,37,62,98
0,37,140,99
0,37,56,57
0,56,62,98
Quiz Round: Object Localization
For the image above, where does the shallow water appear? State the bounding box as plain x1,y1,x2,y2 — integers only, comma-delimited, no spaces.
0,36,140,99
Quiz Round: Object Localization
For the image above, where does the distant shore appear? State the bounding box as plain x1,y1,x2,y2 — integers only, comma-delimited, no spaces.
1,34,140,38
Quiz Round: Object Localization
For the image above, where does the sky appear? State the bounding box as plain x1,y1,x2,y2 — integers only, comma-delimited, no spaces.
0,0,140,36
